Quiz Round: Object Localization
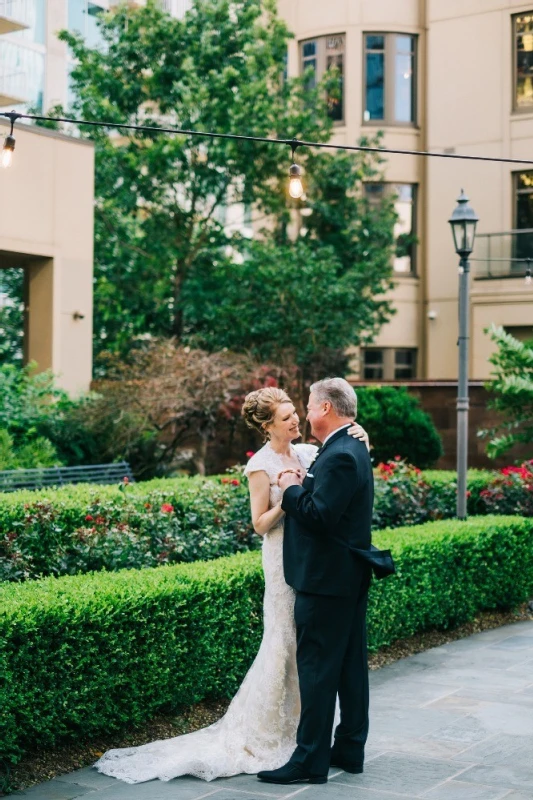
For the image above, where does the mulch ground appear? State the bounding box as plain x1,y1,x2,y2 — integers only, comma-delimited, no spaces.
2,602,532,796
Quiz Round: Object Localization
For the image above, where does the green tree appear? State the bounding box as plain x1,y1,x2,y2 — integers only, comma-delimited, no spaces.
355,386,443,468
0,268,24,368
183,145,397,374
480,324,533,458
59,0,337,358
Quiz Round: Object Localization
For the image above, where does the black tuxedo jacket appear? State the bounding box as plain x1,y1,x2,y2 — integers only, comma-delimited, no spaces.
282,427,394,598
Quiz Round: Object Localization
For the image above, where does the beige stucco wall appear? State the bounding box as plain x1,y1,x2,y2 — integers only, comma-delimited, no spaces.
424,0,533,378
280,0,425,372
278,0,533,381
0,119,94,394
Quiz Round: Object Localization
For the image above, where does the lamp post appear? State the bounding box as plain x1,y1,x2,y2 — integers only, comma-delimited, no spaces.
448,190,479,520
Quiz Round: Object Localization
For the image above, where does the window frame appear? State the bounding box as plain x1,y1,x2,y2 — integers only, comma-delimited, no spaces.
513,11,533,113
361,347,418,381
299,33,346,125
363,181,418,277
362,31,418,127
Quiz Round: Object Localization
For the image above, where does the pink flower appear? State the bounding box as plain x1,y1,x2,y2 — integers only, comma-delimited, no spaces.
160,503,174,513
394,455,401,461
246,451,255,458
123,476,130,484
221,478,230,484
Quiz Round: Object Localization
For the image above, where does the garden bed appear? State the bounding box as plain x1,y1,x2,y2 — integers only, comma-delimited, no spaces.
2,462,531,583
1,515,532,772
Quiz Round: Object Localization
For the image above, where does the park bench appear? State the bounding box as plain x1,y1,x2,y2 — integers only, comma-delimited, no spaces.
0,461,135,493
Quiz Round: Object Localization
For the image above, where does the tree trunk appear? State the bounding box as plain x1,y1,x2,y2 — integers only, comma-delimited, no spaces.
173,266,184,339
193,435,208,476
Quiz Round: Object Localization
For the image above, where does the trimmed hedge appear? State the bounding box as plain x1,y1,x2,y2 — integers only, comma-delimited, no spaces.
1,515,532,767
0,469,507,583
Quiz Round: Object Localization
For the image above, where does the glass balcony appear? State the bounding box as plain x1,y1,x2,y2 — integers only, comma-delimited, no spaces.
0,40,44,108
0,0,30,34
472,229,533,279
159,0,192,18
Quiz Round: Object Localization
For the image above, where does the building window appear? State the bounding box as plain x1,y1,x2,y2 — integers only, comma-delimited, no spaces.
513,171,533,260
68,0,105,49
364,183,417,274
361,348,417,380
504,325,533,343
300,34,345,123
514,13,533,110
363,33,416,125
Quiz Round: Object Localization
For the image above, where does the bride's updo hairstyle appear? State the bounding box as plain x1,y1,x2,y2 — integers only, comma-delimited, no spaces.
242,387,292,442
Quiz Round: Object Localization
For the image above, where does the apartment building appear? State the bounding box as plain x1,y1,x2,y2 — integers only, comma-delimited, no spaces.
0,0,94,393
2,0,532,389
279,0,533,381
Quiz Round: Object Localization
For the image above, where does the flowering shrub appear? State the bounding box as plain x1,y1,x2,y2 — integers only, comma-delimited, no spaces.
1,459,532,583
478,460,533,517
0,477,256,582
373,458,441,529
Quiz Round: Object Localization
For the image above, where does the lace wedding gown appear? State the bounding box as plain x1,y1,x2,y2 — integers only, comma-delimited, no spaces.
94,441,318,784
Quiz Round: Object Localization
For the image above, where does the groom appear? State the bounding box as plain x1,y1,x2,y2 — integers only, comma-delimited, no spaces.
258,377,394,785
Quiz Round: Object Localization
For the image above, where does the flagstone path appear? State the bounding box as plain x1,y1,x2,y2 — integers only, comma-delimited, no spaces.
13,620,533,800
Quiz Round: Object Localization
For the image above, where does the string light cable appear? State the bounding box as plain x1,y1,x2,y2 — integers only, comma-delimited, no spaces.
2,109,533,285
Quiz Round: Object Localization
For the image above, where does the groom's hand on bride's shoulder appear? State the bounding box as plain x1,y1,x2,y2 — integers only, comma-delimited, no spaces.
278,469,303,491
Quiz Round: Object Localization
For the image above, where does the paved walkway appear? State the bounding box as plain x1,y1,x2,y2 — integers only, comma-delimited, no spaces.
13,620,533,800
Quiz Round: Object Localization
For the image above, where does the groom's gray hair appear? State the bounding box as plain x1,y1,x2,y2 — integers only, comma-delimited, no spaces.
310,377,357,419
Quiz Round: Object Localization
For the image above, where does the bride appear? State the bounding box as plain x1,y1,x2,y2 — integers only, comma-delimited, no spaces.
94,386,369,784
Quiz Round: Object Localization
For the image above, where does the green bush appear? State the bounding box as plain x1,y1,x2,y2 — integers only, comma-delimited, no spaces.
1,515,531,770
0,475,254,582
0,429,62,470
3,466,531,583
356,386,443,468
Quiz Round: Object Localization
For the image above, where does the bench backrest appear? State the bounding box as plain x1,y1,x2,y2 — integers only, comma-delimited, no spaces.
0,462,135,493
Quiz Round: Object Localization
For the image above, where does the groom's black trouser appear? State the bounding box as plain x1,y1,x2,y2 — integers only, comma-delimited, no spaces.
289,570,371,777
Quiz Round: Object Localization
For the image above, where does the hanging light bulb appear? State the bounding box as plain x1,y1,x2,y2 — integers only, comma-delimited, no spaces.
289,163,303,199
1,113,19,169
1,134,15,168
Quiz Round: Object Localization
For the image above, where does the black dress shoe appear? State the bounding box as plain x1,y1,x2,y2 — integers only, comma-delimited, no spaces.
329,755,364,774
257,763,327,784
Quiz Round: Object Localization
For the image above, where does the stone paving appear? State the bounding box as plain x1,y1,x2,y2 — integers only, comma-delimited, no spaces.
13,620,533,800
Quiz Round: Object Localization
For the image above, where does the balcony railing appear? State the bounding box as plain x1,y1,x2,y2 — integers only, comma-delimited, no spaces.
0,0,30,34
472,229,533,279
159,0,192,18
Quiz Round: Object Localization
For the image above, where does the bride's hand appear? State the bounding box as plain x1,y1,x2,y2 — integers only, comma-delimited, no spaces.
277,468,304,488
347,422,370,452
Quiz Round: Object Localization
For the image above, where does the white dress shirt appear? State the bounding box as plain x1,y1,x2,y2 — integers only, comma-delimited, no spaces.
321,423,351,447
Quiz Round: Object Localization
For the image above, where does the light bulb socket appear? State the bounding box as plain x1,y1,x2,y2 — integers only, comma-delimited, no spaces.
289,163,302,179
3,134,15,153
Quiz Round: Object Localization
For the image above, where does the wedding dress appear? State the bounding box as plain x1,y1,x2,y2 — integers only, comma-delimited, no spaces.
94,441,318,783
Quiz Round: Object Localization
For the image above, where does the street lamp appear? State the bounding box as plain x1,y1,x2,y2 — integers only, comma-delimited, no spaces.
448,190,479,520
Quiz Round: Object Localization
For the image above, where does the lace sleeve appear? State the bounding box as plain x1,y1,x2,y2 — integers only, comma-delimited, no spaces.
293,443,319,471
243,448,270,479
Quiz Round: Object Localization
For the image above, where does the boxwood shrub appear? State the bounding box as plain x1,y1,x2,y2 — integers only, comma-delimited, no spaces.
1,515,531,768
1,467,531,583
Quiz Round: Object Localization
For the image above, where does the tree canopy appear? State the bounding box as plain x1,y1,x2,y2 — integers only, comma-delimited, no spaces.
54,0,397,371
481,324,533,458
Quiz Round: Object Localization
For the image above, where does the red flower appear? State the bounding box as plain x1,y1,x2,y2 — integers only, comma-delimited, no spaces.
466,491,471,498
85,514,94,522
160,503,174,513
231,479,240,486
246,451,255,458
221,478,230,484
394,455,401,461
123,476,130,484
